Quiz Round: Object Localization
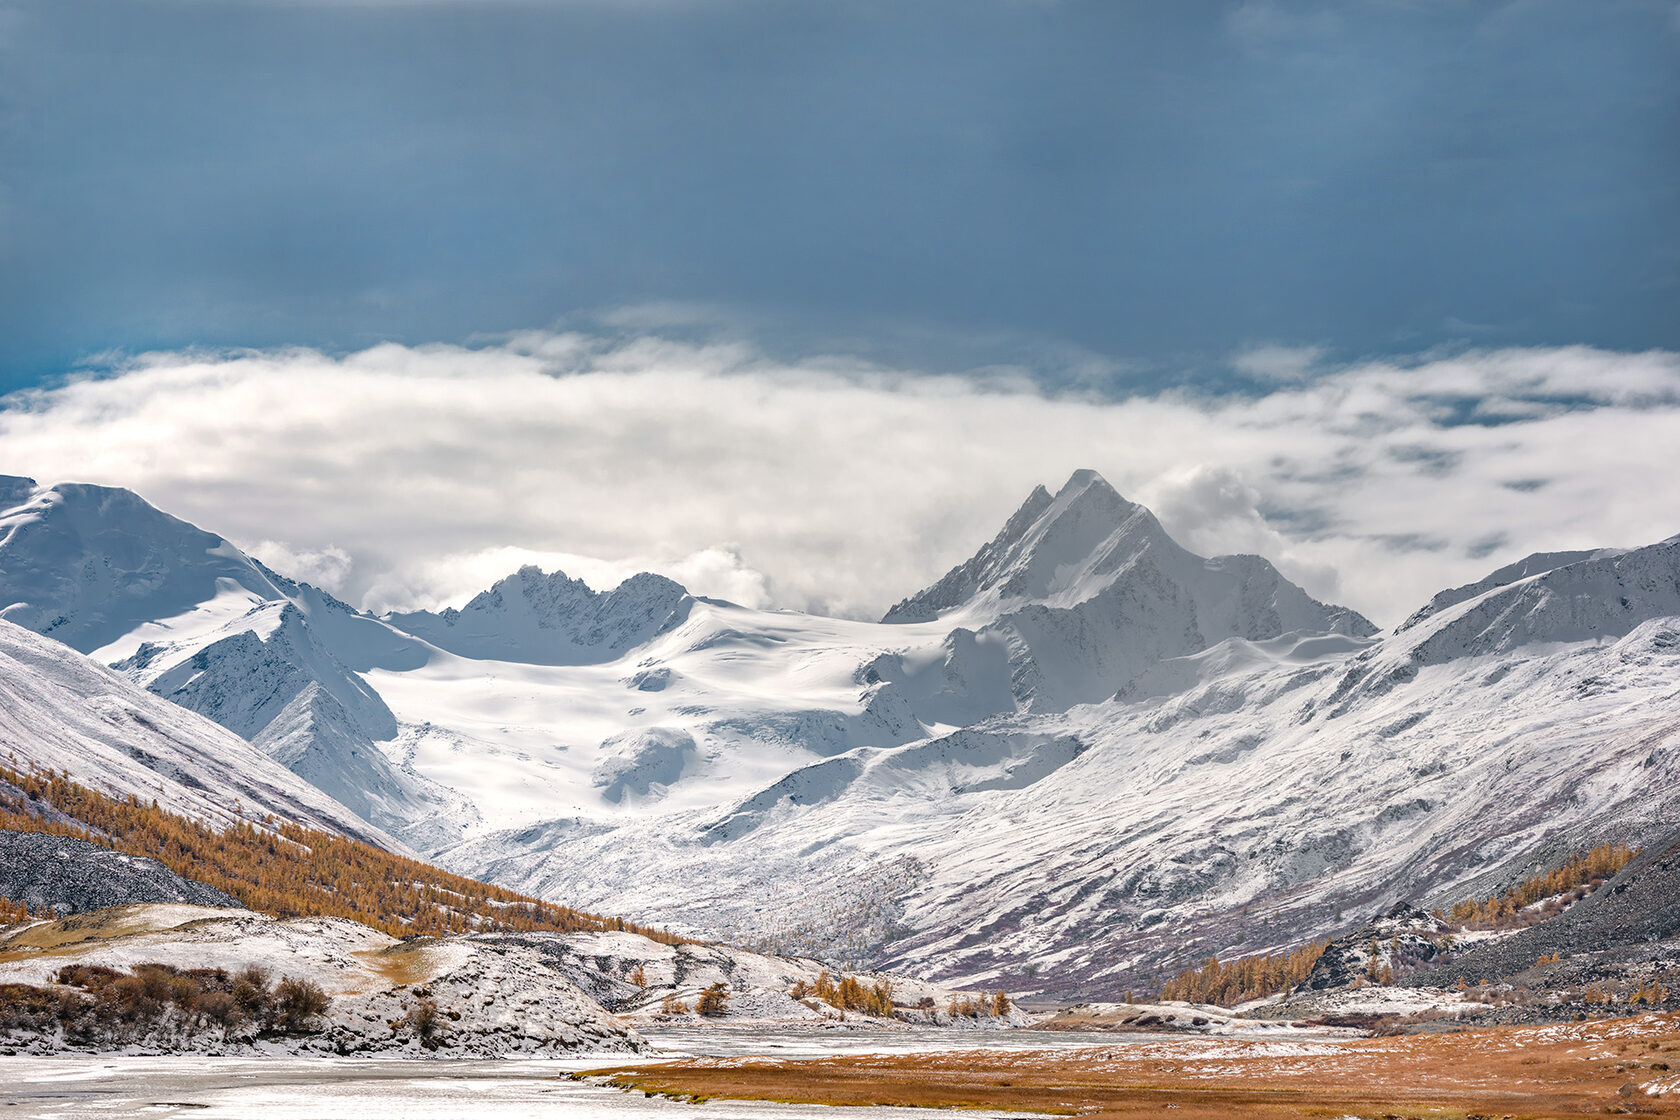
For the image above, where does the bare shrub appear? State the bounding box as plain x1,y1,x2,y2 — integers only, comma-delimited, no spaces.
272,976,331,1033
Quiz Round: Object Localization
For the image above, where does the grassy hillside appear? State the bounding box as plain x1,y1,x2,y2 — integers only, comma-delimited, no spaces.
0,764,686,944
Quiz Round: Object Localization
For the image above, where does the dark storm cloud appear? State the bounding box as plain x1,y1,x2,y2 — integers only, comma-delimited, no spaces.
0,0,1676,388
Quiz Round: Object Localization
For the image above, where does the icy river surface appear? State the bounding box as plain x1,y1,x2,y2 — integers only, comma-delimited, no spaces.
0,1025,1138,1119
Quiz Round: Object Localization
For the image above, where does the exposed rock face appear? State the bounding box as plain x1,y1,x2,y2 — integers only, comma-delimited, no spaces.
0,830,237,915
1302,903,1455,991
1421,826,1680,987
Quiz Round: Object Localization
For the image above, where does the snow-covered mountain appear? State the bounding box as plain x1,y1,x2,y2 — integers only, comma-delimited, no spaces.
388,566,693,665
3,468,1677,997
0,618,394,847
0,476,283,652
881,469,1375,710
0,476,453,845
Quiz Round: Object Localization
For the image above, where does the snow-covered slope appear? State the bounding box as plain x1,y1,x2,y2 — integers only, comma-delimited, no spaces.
0,477,448,845
0,619,393,846
111,600,459,847
443,607,1680,996
423,507,1680,995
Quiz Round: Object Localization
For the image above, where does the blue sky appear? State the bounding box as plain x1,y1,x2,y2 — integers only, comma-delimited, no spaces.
2,0,1675,392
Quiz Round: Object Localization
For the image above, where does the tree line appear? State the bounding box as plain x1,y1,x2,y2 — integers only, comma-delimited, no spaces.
0,764,687,944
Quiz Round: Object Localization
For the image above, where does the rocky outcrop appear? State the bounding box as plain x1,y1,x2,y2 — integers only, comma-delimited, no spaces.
0,905,640,1057
1421,827,1680,987
1302,903,1454,991
0,830,237,915
500,928,1024,1026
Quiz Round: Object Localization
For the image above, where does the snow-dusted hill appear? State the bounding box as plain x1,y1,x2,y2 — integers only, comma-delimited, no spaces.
0,905,641,1056
3,469,1677,997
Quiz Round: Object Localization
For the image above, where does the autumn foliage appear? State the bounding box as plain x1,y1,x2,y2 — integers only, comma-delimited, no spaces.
792,969,897,1016
1442,842,1636,929
0,897,50,925
0,764,687,943
696,982,731,1017
0,962,330,1046
1158,938,1331,1007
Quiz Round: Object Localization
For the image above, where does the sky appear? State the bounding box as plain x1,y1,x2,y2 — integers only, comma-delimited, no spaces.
0,0,1677,625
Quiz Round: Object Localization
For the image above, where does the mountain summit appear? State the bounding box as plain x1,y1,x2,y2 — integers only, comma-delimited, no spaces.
387,565,692,666
0,475,285,654
883,470,1147,622
884,470,1375,709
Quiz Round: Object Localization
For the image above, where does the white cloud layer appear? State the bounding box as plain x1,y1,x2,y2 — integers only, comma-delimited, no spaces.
2,336,1678,627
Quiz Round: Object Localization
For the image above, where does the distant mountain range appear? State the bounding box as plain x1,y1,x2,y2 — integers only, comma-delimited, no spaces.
2,470,1677,996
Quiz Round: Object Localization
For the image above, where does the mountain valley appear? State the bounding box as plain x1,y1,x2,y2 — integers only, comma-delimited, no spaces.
2,469,1678,1005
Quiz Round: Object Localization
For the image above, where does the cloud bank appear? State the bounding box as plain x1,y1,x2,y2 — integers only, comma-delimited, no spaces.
2,336,1677,627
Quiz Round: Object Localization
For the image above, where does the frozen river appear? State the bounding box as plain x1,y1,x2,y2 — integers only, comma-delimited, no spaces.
0,1025,1137,1120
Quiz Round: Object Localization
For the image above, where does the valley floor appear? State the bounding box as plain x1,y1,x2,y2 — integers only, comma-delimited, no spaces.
0,1055,1032,1120
0,1025,1121,1120
7,1001,1680,1119
591,1012,1680,1119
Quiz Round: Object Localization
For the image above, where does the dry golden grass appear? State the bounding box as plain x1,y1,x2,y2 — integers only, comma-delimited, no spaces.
359,940,441,988
0,904,190,959
590,1012,1680,1118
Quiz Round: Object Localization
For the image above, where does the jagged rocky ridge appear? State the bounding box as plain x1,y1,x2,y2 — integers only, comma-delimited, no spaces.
388,565,693,665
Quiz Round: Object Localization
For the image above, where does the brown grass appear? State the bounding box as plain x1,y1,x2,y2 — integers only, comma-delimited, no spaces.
359,940,442,989
0,904,183,959
588,1012,1680,1117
